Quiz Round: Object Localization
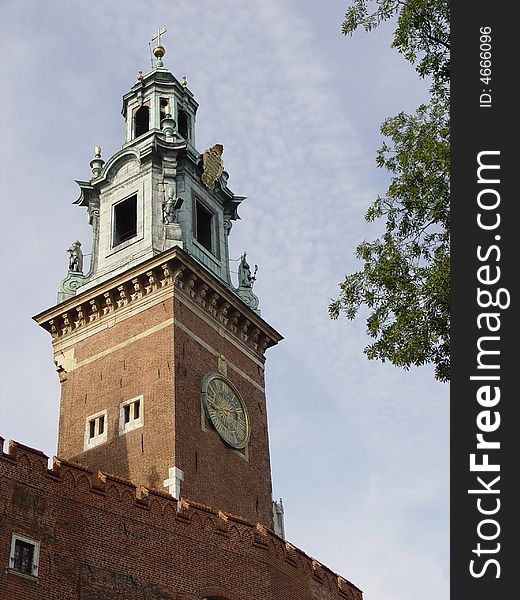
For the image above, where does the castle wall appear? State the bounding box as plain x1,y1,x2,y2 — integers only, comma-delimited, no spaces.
0,440,362,600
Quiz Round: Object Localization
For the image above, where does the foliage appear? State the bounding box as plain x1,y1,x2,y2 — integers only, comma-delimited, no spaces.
342,0,450,85
331,1,450,381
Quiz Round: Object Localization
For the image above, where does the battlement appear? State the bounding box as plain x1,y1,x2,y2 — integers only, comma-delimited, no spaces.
0,437,362,600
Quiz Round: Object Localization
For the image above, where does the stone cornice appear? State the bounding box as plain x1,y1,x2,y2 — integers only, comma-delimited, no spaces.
33,247,282,358
122,69,198,109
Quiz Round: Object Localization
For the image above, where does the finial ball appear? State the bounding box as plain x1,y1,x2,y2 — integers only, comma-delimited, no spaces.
153,45,165,59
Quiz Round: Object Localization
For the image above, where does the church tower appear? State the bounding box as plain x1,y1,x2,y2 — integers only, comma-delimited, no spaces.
2,31,363,600
33,34,282,530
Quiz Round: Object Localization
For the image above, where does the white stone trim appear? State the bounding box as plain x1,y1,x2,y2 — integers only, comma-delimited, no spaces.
163,466,184,500
54,311,265,393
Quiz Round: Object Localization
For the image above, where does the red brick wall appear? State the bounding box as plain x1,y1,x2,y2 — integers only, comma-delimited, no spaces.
0,440,362,600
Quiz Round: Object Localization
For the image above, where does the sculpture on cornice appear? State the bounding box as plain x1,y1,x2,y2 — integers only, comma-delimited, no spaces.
58,240,89,302
238,253,256,288
67,241,83,273
236,252,260,315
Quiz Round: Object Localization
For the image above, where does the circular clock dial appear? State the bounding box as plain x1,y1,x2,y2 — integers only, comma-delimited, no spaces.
202,374,250,449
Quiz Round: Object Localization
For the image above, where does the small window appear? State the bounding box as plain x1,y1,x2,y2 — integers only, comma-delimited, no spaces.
119,396,144,434
178,109,190,140
195,201,213,253
84,410,108,450
9,534,40,578
134,105,150,137
113,195,137,246
160,97,170,123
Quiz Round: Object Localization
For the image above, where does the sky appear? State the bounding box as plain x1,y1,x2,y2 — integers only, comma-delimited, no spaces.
0,1,449,599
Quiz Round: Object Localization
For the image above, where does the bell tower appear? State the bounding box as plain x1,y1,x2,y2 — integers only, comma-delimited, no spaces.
34,33,282,530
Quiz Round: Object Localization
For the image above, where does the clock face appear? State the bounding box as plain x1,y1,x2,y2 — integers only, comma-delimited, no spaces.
202,374,250,449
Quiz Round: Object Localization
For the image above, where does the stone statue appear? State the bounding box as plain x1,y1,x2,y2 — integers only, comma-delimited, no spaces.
163,187,183,224
238,253,254,288
67,240,83,273
236,252,260,315
58,241,88,301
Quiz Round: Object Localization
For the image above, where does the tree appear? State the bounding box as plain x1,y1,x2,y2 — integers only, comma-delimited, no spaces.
330,1,450,382
342,0,450,85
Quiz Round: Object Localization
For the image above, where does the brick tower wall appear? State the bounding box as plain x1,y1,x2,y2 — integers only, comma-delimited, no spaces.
52,257,275,527
56,291,177,492
172,291,274,528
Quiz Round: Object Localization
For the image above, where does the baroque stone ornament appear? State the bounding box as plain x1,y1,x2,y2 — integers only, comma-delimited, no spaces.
236,252,260,315
201,372,250,449
163,187,183,224
201,144,224,190
160,114,176,138
90,146,105,178
58,272,89,303
39,252,279,359
58,240,89,302
67,241,83,273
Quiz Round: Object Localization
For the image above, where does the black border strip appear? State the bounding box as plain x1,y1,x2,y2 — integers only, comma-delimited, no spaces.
451,2,515,596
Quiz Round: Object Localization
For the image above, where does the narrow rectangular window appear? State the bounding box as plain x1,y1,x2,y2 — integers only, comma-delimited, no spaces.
84,410,108,450
119,396,144,434
196,201,213,253
9,534,40,578
13,540,34,574
134,105,150,138
160,97,170,122
113,195,137,246
178,109,190,139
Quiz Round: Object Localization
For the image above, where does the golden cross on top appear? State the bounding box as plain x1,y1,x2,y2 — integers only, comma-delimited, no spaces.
152,27,167,47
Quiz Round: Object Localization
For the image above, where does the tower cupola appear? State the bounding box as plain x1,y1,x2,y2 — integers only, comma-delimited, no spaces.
121,29,198,147
59,30,248,305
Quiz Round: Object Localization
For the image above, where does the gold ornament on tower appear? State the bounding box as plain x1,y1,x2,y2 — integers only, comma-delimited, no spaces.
201,144,224,190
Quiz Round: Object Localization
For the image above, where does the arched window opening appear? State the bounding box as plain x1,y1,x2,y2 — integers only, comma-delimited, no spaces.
134,105,150,138
178,109,190,140
160,98,170,123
